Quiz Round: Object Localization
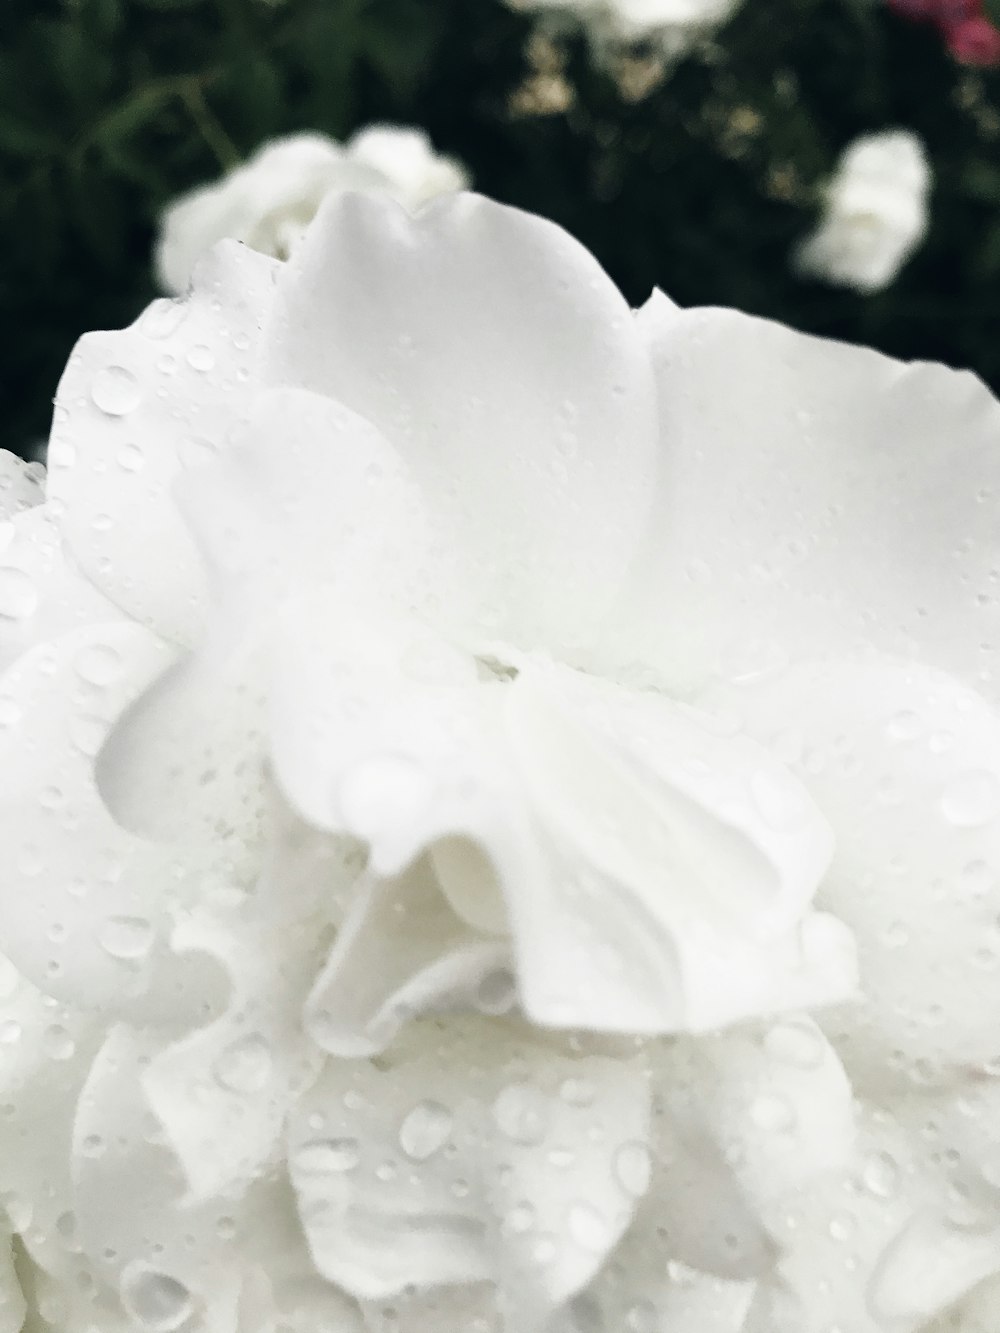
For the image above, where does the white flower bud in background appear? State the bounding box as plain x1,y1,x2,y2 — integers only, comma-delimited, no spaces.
154,126,469,295
506,0,744,60
794,129,931,294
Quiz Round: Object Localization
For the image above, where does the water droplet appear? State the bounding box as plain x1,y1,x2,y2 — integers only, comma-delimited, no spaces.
567,1201,610,1251
475,968,516,1015
614,1140,653,1197
75,642,124,687
625,1301,657,1333
120,1265,193,1331
828,1209,856,1242
91,366,142,417
179,437,218,470
99,915,154,961
292,1137,361,1174
186,345,215,373
116,443,145,473
140,299,188,340
560,1077,595,1107
71,713,106,756
0,568,37,620
0,1020,21,1044
941,772,1000,828
506,1201,536,1234
212,1034,272,1094
493,1083,550,1146
886,711,922,742
43,1024,75,1061
399,1100,453,1161
862,1150,900,1200
80,1133,105,1158
749,1093,795,1133
764,1019,826,1069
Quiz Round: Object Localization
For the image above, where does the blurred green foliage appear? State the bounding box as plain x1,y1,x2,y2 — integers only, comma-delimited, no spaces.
2,0,1000,457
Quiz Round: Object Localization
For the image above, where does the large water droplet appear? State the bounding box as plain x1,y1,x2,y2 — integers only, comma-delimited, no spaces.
212,1034,272,1094
399,1100,453,1161
862,1150,900,1200
614,1141,653,1198
0,568,37,620
764,1019,826,1070
140,299,188,340
941,772,1000,829
121,1265,193,1331
99,915,154,961
293,1137,361,1174
43,1024,75,1060
91,366,142,417
749,1093,795,1133
493,1083,550,1146
75,642,124,687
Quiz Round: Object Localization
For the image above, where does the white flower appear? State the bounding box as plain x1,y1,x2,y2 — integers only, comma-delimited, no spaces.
154,126,469,295
794,129,931,294
3,191,1000,1333
506,0,743,58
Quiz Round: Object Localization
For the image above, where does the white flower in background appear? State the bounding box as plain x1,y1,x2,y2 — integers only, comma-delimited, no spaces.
794,129,931,294
3,190,1000,1333
154,126,469,294
506,0,744,59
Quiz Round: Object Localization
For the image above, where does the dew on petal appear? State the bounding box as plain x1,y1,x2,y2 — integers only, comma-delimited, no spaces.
90,366,142,417
98,915,154,961
139,299,188,340
749,1093,796,1133
493,1082,550,1146
763,1019,826,1069
212,1033,272,1094
941,772,1000,828
862,1150,900,1200
75,642,124,687
116,443,145,473
292,1138,361,1174
186,345,215,373
120,1265,193,1332
614,1140,653,1197
398,1100,453,1161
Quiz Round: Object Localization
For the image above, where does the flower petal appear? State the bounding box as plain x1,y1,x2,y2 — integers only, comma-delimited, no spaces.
0,621,220,1017
502,661,846,1033
48,241,278,645
287,1019,650,1323
141,901,327,1201
704,657,1000,1087
261,190,658,655
305,855,511,1058
0,507,120,676
609,299,1000,699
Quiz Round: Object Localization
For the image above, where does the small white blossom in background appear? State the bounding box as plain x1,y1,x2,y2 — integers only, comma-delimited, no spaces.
154,126,469,294
794,129,931,294
3,190,1000,1332
506,0,744,62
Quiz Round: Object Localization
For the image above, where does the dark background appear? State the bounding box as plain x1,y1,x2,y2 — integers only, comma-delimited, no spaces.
2,0,999,458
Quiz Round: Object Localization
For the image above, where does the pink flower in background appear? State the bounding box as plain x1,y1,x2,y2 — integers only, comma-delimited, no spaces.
887,0,1000,67
946,11,1000,63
